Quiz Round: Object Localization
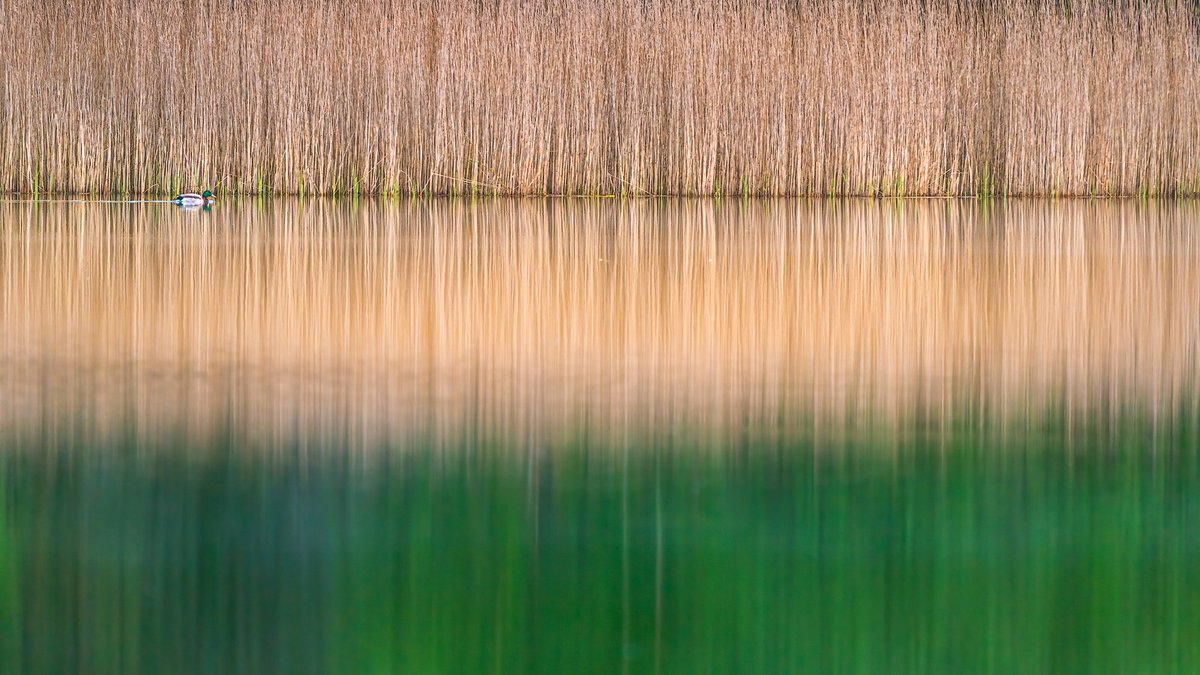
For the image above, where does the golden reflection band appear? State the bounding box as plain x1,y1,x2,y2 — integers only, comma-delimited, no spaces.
1,199,1197,448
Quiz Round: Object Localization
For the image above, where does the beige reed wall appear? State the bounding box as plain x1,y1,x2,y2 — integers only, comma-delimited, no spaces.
2,0,1199,197
1,199,1196,447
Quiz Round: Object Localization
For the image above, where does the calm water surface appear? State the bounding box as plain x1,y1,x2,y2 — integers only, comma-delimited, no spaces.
1,199,1198,673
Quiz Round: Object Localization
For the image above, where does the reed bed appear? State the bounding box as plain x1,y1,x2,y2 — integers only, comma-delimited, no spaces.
1,0,1199,196
1,199,1197,448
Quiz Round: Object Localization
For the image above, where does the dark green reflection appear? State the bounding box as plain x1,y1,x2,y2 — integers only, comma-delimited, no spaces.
3,413,1199,675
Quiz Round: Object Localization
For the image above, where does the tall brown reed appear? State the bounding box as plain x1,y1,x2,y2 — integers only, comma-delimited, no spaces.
1,0,1199,196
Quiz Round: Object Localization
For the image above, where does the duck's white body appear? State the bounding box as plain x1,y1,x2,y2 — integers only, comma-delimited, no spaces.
173,192,213,206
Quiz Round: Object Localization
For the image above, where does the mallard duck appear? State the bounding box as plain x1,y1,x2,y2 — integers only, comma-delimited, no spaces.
173,190,215,206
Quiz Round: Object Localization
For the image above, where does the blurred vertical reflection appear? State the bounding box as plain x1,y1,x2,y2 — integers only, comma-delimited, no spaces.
1,198,1197,448
0,198,1198,674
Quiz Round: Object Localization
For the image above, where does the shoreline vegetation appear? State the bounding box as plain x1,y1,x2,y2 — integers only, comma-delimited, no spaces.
2,0,1199,197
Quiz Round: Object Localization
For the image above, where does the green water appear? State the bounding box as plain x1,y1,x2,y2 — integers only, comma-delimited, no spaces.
5,424,1200,674
2,199,1199,673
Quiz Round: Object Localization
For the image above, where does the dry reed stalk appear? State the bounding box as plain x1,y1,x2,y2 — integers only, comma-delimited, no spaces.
0,0,1198,196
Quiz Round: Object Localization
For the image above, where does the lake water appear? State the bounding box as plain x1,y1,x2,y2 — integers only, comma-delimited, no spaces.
1,198,1198,673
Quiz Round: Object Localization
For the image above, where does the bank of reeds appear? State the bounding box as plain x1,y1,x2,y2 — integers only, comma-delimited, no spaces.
2,0,1199,196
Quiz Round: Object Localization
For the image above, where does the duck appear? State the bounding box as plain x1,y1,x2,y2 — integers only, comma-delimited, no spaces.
173,190,216,206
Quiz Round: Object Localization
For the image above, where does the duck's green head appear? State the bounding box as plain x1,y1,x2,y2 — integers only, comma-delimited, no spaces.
202,190,214,200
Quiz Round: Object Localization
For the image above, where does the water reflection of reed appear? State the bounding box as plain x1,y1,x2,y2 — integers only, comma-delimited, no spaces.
1,199,1197,448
